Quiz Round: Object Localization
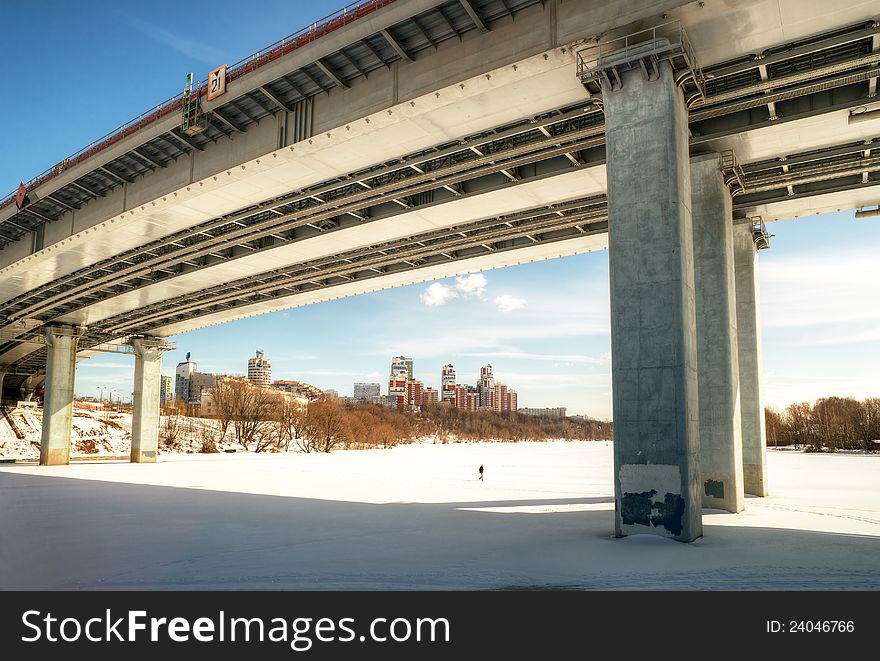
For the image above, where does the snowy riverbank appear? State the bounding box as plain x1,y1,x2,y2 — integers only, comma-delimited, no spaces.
1,441,877,590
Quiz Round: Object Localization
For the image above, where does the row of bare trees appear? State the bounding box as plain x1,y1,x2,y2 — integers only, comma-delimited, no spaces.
765,397,880,451
160,376,612,454
420,404,613,442
161,377,418,453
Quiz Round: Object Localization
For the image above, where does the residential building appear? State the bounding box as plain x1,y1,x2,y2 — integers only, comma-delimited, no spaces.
405,379,424,410
175,358,195,403
159,375,173,406
420,387,439,407
247,350,272,385
519,407,567,418
272,380,323,401
388,357,411,402
175,355,215,406
390,356,414,380
452,384,480,411
441,364,456,402
478,364,495,408
353,382,381,401
491,383,518,412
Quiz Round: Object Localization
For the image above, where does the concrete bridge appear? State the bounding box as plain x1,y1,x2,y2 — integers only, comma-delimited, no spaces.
1,0,878,541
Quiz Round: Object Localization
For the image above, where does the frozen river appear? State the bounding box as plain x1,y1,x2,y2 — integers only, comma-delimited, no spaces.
1,441,878,589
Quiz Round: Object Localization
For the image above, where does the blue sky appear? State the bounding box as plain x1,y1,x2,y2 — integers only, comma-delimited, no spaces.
3,2,879,418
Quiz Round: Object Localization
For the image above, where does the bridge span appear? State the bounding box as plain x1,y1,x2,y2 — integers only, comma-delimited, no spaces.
1,0,878,540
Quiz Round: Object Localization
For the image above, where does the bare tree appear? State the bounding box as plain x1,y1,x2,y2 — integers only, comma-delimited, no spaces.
199,421,219,454
276,399,308,452
304,398,349,453
160,413,182,449
212,377,277,451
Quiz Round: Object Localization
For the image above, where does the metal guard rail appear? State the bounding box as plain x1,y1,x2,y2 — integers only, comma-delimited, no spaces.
576,21,696,82
2,0,397,211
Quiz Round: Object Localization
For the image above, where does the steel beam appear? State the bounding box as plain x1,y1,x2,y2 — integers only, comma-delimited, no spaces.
211,109,245,133
315,59,350,89
459,0,488,33
380,28,413,62
259,85,295,112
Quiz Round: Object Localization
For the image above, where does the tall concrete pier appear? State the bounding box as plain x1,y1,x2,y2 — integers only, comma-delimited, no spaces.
130,337,166,464
733,222,769,496
691,154,744,513
39,326,80,466
605,62,702,542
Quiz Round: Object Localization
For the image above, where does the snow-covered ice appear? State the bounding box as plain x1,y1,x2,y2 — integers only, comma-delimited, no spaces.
0,441,877,590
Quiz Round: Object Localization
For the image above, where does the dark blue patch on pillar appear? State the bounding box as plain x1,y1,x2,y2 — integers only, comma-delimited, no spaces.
651,493,685,537
621,490,657,527
704,479,724,499
622,490,686,537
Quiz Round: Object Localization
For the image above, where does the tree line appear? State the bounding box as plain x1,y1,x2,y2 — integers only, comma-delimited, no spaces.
765,397,880,452
419,404,612,442
160,376,611,453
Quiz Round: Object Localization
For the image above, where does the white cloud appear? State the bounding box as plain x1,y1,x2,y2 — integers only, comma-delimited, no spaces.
455,273,487,297
365,371,381,379
494,294,526,313
419,273,488,307
420,282,457,307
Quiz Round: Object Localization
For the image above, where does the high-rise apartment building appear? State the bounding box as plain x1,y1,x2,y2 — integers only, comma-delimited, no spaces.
441,364,456,402
388,356,412,401
405,379,424,410
420,387,439,407
390,356,413,380
248,350,272,385
175,357,196,403
478,364,495,408
175,354,215,405
493,383,517,412
159,375,173,406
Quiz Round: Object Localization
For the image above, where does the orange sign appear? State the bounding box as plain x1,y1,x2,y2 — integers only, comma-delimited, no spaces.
207,64,227,101
14,181,28,209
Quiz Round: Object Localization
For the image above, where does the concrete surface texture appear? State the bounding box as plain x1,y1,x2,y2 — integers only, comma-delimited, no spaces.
605,63,701,542
39,328,79,466
733,222,769,496
130,339,165,464
691,154,744,513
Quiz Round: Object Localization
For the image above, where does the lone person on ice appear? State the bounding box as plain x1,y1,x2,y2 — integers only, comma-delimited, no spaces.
478,464,484,481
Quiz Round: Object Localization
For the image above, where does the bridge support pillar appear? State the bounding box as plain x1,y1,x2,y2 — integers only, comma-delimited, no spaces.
131,338,166,463
733,222,769,496
605,62,702,542
691,154,744,513
40,327,81,466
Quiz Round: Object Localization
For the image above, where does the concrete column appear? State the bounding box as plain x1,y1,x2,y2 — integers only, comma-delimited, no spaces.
605,62,702,542
40,327,80,466
691,154,744,513
0,370,6,406
733,222,769,496
131,338,165,463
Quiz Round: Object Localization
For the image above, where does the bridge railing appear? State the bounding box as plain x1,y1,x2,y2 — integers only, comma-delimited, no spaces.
576,20,703,102
1,0,397,212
